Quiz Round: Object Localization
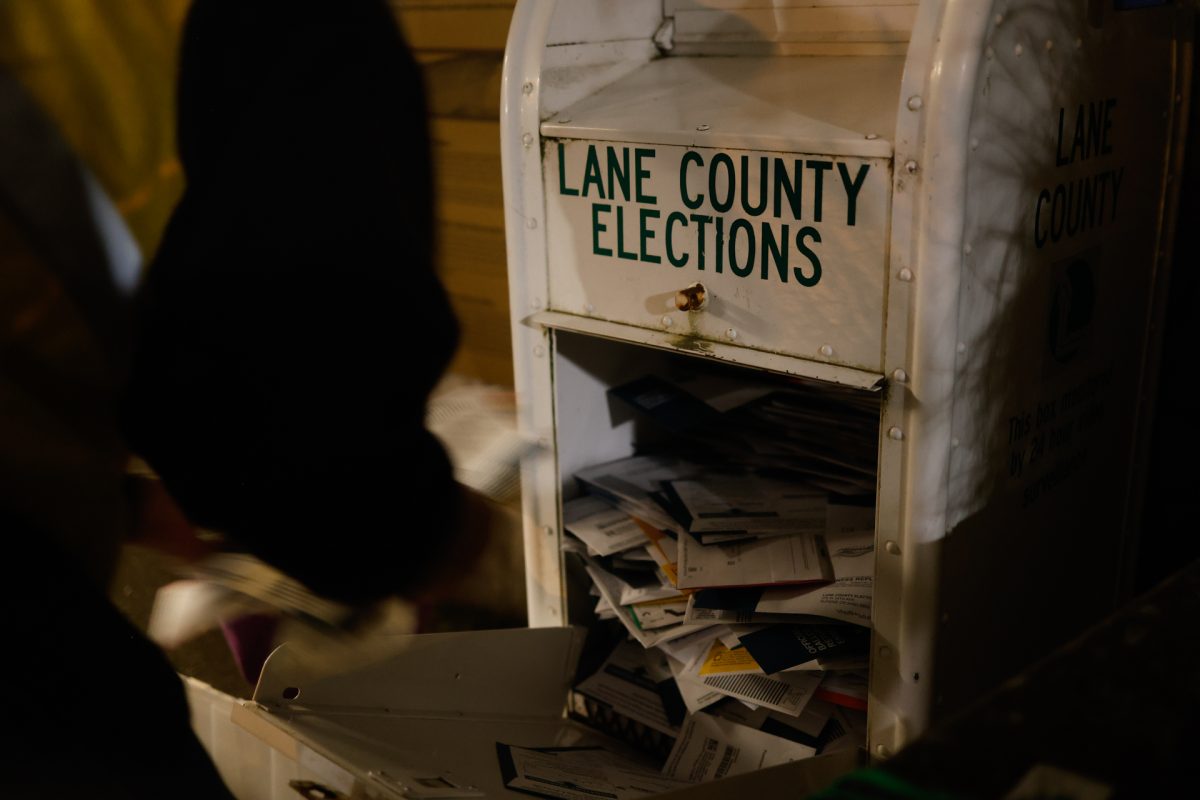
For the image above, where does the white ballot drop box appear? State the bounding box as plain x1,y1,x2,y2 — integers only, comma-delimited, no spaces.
223,2,1191,797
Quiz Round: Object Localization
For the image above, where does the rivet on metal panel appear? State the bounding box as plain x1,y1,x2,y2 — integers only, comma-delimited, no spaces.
661,315,674,328
956,342,967,354
818,344,834,358
878,645,893,658
522,82,533,95
904,160,919,174
1045,39,1054,51
522,133,533,147
527,217,538,230
865,133,879,140
876,744,892,759
696,124,710,132
533,345,545,357
1013,43,1024,57
887,427,904,442
884,540,901,555
906,95,923,111
584,303,595,313
898,267,914,282
970,137,980,150
726,328,738,341
891,368,908,384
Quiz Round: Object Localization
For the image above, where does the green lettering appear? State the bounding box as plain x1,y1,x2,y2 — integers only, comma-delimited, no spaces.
607,146,630,201
774,159,802,220
681,151,704,209
557,142,578,196
640,208,661,264
689,213,711,270
729,219,755,277
837,163,870,226
635,148,657,204
1087,101,1103,159
1070,105,1086,162
808,160,832,223
666,212,688,267
794,225,822,286
582,145,605,198
592,203,612,256
1035,189,1050,249
761,223,788,282
741,155,767,216
1102,98,1117,156
710,154,735,213
616,205,637,261
715,215,725,273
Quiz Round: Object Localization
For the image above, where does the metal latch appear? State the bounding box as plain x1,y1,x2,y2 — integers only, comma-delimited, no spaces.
674,282,709,312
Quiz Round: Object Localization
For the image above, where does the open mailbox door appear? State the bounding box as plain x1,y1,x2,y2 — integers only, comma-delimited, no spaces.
213,627,855,797
224,1,1191,797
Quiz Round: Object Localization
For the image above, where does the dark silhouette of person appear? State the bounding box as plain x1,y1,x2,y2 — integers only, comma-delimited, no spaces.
5,2,469,794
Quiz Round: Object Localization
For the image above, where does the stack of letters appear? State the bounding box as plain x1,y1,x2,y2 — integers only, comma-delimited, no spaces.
562,371,879,783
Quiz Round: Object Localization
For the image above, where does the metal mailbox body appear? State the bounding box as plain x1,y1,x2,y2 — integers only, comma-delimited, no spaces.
219,2,1190,795
502,0,1191,761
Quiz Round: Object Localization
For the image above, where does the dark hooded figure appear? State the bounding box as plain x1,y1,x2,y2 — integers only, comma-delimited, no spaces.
5,2,468,794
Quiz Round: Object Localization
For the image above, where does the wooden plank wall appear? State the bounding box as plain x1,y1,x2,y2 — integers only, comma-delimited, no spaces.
393,1,516,387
